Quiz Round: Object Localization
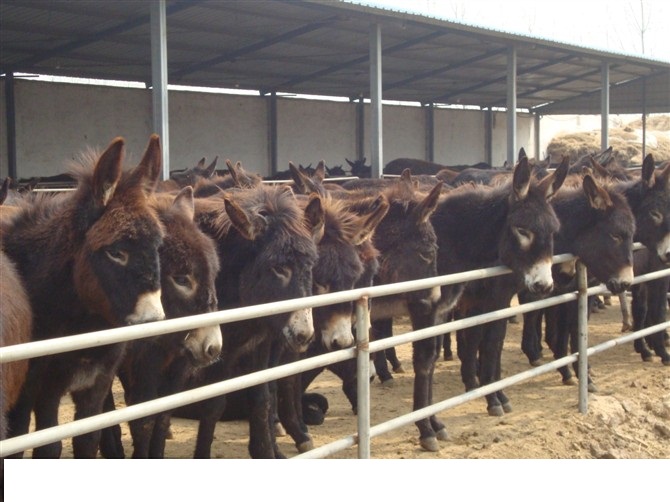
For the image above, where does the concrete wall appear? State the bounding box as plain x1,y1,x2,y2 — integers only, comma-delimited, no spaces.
0,79,535,180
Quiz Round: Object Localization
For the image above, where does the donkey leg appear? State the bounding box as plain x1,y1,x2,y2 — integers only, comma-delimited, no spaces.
645,278,670,365
631,285,654,361
412,335,443,452
98,389,125,459
477,320,506,416
194,395,227,459
371,318,394,385
277,374,312,452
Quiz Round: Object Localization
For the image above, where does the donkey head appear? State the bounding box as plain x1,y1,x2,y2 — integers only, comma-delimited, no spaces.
153,187,222,366
310,193,388,351
498,156,568,295
632,154,670,264
223,185,320,352
73,135,165,326
572,174,635,294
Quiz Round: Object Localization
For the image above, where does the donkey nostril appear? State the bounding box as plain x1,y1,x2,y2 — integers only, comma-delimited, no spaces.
207,344,221,358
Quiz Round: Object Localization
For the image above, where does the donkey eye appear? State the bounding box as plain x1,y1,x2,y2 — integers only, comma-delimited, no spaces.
105,248,129,266
169,274,195,296
418,251,434,264
610,234,623,245
272,266,292,284
650,210,663,225
313,282,330,295
513,226,534,249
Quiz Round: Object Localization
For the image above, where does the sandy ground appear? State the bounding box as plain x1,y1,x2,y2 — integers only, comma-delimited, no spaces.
47,294,670,461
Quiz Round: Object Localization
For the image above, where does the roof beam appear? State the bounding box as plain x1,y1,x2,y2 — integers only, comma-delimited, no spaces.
171,16,340,80
429,53,577,104
530,66,661,114
7,1,199,72
268,30,445,93
384,47,507,94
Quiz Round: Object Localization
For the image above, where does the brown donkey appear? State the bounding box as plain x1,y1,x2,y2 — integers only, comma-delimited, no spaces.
2,135,166,458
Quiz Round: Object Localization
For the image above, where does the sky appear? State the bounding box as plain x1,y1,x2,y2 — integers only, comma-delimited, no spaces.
360,0,670,63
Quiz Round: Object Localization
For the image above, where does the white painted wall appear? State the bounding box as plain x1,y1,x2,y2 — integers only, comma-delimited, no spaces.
0,79,536,180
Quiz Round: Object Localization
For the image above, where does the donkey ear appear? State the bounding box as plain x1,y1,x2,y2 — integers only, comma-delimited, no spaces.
539,155,568,200
304,193,325,243
172,186,195,222
656,160,670,190
414,181,442,224
132,134,162,196
205,156,218,178
351,194,389,245
641,153,656,188
314,161,326,182
224,196,261,241
582,175,613,211
289,161,309,194
92,136,124,207
1,177,11,205
511,156,531,201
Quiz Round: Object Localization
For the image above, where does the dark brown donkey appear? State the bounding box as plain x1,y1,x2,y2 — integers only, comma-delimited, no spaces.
2,135,166,458
179,185,321,459
612,155,670,365
0,250,32,489
519,173,636,388
273,190,389,453
418,156,568,451
99,186,223,458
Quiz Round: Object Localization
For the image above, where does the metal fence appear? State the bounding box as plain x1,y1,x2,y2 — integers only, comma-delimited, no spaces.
1,247,669,459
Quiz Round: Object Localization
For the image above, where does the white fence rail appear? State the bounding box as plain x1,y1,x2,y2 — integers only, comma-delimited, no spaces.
1,247,669,458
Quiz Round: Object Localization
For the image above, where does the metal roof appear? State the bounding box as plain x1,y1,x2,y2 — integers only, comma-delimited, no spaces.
1,0,669,114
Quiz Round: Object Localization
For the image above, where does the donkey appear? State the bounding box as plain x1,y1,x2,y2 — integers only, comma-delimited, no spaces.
0,250,32,488
519,173,636,388
272,186,389,452
2,135,166,458
178,185,321,459
611,155,670,365
397,156,566,451
167,156,219,189
98,186,223,459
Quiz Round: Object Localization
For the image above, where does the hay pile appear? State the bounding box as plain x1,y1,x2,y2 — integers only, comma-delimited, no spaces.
546,114,670,166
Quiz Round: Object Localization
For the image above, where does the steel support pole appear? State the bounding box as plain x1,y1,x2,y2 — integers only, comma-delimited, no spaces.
268,92,278,175
506,46,517,166
355,297,371,459
4,71,17,180
369,23,383,179
356,97,365,162
601,62,610,152
425,103,435,162
150,0,170,180
577,260,589,414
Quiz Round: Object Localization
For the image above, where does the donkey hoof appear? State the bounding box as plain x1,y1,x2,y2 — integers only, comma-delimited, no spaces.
662,359,670,367
435,428,449,441
642,355,654,363
392,364,405,374
563,377,577,386
588,382,598,393
487,405,504,417
443,353,454,361
621,323,633,333
502,402,513,413
274,422,287,437
381,378,395,388
530,358,543,367
297,439,315,453
420,436,440,452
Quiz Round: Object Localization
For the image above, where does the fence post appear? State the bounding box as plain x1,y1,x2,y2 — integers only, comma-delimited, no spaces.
355,296,371,458
577,260,589,413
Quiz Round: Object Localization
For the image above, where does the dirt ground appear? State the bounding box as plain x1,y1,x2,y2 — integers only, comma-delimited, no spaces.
53,295,669,460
